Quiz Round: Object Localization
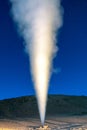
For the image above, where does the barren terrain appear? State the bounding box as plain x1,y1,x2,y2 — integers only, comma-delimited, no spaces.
0,95,87,129
0,116,87,130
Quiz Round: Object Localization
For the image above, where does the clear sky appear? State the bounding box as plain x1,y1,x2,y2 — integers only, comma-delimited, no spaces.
0,0,87,99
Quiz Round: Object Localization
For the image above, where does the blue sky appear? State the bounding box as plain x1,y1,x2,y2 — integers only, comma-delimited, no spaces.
0,0,87,99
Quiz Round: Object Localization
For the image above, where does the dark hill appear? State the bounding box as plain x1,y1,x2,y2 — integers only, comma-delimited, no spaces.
0,95,87,118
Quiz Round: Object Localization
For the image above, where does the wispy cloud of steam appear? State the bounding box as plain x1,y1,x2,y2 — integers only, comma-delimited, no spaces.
10,0,63,124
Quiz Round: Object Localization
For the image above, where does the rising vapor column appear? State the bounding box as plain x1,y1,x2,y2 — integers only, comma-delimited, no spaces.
10,0,63,125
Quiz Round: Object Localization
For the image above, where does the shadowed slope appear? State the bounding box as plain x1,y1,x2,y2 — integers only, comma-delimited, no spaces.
0,95,87,118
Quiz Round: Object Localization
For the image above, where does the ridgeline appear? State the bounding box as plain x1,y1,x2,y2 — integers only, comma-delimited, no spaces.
0,95,87,118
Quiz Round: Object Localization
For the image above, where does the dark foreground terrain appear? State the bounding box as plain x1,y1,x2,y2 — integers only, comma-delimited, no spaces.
0,95,87,118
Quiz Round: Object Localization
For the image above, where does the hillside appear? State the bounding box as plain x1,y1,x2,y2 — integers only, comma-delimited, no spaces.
0,95,87,118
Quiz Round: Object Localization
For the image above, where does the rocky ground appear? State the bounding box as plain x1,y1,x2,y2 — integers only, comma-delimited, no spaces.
0,116,87,130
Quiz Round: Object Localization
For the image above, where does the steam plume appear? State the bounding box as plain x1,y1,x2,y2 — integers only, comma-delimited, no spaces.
10,0,63,125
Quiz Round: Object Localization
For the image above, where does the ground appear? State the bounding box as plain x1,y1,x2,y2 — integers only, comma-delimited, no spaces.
0,116,87,130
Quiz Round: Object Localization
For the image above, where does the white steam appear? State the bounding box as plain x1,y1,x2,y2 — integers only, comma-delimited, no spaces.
10,0,63,125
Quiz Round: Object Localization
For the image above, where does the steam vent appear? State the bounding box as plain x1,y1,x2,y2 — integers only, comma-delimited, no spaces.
29,125,51,130
36,125,51,130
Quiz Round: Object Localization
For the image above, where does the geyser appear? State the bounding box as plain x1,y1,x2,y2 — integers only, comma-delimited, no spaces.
10,0,63,125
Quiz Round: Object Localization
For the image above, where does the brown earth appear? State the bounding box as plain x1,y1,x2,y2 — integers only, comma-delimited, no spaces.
0,116,87,129
0,95,87,129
